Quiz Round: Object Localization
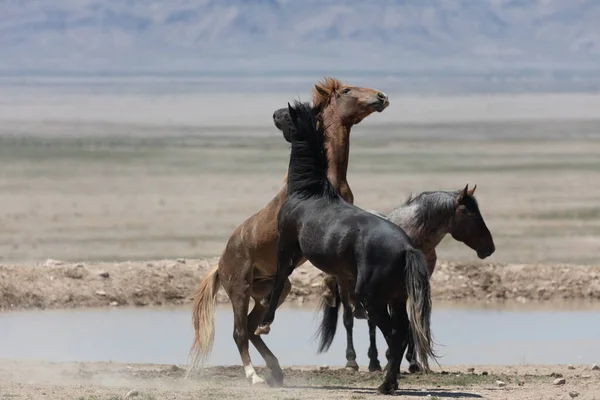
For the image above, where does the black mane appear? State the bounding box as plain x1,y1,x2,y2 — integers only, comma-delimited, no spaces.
286,100,337,200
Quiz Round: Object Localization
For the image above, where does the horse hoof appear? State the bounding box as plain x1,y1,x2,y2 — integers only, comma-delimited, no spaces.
368,362,382,372
408,363,422,374
249,376,267,386
266,376,284,388
345,360,359,371
376,382,397,395
254,324,271,335
353,306,367,320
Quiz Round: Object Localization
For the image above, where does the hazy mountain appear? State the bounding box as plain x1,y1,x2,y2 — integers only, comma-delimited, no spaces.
1,0,599,74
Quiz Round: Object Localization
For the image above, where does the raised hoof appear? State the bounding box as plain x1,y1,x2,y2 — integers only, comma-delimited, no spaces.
345,360,359,371
377,381,398,395
408,363,422,374
254,324,271,336
368,362,382,372
353,305,367,320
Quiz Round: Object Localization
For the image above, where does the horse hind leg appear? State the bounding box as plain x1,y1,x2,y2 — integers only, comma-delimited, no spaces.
367,318,382,372
341,296,359,371
222,259,265,386
363,302,402,395
247,278,291,388
406,335,422,373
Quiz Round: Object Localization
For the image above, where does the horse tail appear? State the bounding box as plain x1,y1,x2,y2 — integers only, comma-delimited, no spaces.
405,247,437,372
285,100,336,199
187,265,220,377
315,282,341,353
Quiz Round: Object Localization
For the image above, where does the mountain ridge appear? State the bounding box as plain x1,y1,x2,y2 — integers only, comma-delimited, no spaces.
1,0,599,73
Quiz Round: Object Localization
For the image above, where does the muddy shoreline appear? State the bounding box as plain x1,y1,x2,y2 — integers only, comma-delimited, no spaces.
1,258,599,311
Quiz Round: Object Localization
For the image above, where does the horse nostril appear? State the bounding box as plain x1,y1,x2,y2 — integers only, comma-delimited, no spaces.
273,112,277,120
377,92,387,101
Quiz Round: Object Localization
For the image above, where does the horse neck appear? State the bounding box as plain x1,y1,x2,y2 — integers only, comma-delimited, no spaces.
321,107,351,192
391,203,451,255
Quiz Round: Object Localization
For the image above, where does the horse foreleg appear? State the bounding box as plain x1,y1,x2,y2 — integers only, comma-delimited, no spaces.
256,240,299,335
339,279,366,320
341,296,358,371
367,318,382,372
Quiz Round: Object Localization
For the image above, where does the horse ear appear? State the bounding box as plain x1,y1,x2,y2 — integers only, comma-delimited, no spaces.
456,184,468,206
314,84,328,98
287,102,298,125
467,184,477,196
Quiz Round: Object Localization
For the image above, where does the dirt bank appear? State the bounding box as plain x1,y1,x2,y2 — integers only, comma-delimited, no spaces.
0,360,598,400
1,258,599,311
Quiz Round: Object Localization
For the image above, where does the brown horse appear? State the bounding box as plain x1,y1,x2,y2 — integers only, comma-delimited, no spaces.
188,77,389,386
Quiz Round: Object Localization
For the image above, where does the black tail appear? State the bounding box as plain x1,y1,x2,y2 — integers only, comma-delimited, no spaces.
405,247,438,372
315,283,341,353
285,100,337,199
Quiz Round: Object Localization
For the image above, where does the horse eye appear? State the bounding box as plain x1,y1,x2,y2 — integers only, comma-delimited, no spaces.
341,88,351,94
466,211,476,219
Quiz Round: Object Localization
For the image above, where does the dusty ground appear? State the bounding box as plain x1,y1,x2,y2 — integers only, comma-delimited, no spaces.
0,360,598,400
1,258,599,311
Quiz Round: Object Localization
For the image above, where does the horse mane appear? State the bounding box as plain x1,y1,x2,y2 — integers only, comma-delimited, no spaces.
402,191,461,232
312,77,345,108
286,100,337,200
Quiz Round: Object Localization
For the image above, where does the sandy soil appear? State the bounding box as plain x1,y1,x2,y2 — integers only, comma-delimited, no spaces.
1,258,599,311
0,360,598,400
2,94,600,265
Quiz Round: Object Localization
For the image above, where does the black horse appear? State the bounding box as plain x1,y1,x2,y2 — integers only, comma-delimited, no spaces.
255,100,437,395
316,186,495,374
